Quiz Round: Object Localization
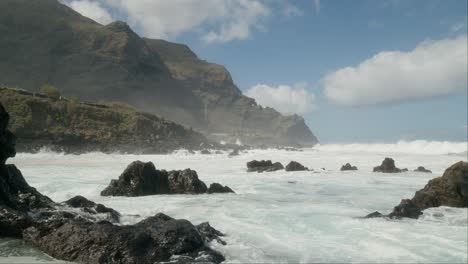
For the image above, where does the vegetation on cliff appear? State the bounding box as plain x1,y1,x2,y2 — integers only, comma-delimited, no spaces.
0,87,209,153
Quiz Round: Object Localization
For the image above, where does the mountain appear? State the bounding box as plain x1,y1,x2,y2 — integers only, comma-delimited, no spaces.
0,87,209,153
0,0,318,146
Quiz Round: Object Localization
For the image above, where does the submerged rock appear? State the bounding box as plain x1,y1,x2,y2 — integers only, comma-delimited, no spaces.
364,161,468,219
414,166,432,173
200,149,211,155
373,157,403,173
246,160,284,172
207,183,235,194
364,211,384,218
101,161,234,196
285,161,308,171
340,163,358,171
228,149,240,157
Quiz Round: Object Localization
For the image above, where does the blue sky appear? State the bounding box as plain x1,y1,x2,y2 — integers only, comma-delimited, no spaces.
65,0,467,143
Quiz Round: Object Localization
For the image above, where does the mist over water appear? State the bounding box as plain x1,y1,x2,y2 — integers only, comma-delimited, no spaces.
1,140,467,263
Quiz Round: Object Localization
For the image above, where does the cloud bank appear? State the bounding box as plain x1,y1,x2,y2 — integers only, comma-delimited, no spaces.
323,35,468,106
245,83,315,115
64,0,300,44
67,0,113,25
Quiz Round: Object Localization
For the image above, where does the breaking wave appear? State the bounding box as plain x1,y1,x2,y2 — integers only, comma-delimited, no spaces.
315,140,467,155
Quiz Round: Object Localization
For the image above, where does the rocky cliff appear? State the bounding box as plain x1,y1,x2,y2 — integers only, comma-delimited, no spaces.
0,0,318,147
0,87,209,153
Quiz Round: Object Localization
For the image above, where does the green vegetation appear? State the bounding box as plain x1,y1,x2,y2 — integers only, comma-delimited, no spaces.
0,87,208,153
40,84,61,99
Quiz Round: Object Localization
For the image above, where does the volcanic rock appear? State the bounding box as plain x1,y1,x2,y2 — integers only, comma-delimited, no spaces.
340,163,358,171
285,161,308,171
373,158,403,173
247,160,284,172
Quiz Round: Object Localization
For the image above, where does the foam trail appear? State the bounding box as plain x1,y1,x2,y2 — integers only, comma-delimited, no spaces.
315,140,467,155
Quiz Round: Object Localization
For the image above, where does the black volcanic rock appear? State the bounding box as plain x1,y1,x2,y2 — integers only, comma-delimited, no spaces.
168,169,208,194
365,161,468,219
63,195,120,223
414,166,432,173
285,161,308,171
373,158,403,173
364,211,384,218
207,183,235,194
23,213,225,264
340,163,358,171
197,222,226,245
101,161,234,196
0,0,318,147
0,104,16,165
247,160,284,172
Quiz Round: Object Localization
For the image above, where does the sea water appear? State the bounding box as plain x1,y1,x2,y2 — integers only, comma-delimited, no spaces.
1,140,467,263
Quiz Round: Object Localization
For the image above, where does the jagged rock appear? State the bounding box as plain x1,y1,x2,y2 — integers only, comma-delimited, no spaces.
285,161,308,172
246,160,284,172
63,195,120,223
101,161,171,196
168,169,208,194
411,161,468,209
197,222,226,245
23,213,225,264
364,161,468,220
364,211,384,218
340,163,358,171
373,158,403,173
101,161,234,196
207,183,235,194
388,199,423,219
414,166,432,173
200,149,211,155
0,104,16,166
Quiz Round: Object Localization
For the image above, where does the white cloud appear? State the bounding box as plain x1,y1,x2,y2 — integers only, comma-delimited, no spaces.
313,0,320,13
67,0,113,24
323,35,468,106
245,83,315,114
85,0,298,44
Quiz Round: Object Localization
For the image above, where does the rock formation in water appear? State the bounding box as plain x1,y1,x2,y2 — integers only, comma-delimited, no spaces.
414,166,432,173
365,161,468,219
373,158,404,173
101,161,235,196
247,160,284,173
340,163,358,171
0,87,210,154
285,161,308,172
0,0,318,147
0,103,226,263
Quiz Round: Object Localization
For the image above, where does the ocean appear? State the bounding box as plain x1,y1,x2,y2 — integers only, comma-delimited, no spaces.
1,140,467,263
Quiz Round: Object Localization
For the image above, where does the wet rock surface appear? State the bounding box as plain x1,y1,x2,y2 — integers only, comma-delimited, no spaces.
285,161,308,172
373,158,403,173
340,163,358,171
101,161,235,196
365,161,468,219
247,160,284,172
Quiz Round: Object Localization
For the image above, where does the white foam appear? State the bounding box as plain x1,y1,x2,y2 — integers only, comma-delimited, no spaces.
3,147,467,263
315,140,467,155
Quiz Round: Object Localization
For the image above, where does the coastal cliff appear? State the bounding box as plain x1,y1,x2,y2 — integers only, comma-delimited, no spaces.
0,88,209,153
0,0,317,147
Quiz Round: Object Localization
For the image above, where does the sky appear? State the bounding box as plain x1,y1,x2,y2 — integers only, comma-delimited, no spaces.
62,0,468,143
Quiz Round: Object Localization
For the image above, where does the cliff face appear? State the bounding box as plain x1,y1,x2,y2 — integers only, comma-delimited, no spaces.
0,88,208,153
0,0,318,146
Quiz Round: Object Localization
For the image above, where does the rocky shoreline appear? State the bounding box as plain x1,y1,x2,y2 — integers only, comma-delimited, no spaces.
0,103,227,263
